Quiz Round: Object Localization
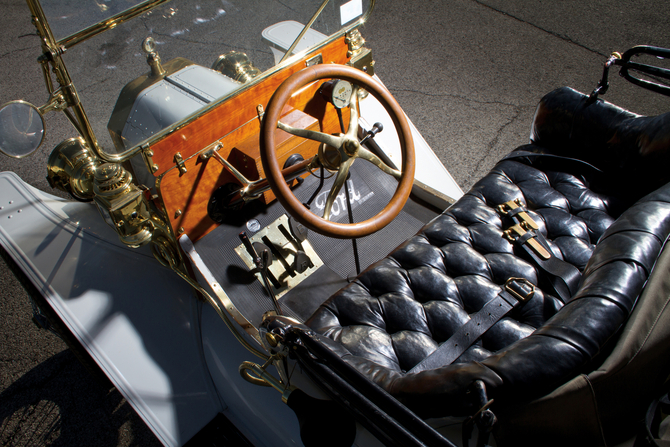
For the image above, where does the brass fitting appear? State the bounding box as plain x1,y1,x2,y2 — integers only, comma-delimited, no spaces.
93,163,154,248
47,137,97,200
212,51,260,83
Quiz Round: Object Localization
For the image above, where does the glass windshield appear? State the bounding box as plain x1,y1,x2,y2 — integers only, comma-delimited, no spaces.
41,0,150,42
39,0,371,153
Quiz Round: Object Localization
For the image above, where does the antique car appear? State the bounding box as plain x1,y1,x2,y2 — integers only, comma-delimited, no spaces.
1,0,670,446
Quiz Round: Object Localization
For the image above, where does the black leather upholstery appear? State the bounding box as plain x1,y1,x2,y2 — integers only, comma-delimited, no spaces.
305,87,670,417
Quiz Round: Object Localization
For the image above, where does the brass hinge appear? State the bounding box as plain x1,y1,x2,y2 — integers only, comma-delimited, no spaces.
174,152,187,175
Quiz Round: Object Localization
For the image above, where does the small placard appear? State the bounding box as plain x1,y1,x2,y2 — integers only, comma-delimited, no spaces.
340,0,363,25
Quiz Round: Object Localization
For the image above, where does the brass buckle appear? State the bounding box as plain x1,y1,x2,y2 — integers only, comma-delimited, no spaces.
504,277,535,303
503,224,551,260
499,199,550,260
497,199,539,231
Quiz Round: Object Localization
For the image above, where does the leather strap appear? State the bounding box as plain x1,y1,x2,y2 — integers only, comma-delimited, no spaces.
516,230,580,302
409,279,535,374
499,199,581,303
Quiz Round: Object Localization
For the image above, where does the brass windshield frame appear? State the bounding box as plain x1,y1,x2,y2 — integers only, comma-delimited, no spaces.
25,0,375,164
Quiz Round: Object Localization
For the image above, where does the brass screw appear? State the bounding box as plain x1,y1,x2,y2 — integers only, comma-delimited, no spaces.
265,332,279,347
174,209,182,218
178,227,184,234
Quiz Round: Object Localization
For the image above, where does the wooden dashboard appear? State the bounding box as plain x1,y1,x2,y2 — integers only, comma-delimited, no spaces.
153,36,354,241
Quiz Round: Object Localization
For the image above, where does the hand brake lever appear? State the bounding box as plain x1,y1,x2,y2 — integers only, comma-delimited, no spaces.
239,231,262,267
239,231,283,315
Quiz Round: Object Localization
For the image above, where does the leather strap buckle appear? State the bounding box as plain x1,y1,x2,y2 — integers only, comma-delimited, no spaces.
503,224,552,260
497,199,539,230
498,199,580,303
504,277,535,303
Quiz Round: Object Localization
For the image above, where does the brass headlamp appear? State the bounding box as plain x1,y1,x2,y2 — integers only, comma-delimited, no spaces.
47,137,97,200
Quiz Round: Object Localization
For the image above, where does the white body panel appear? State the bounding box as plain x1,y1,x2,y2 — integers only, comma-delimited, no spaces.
359,84,463,206
0,172,306,446
262,21,329,64
121,66,241,149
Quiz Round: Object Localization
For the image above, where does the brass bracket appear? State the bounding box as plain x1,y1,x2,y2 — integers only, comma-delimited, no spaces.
345,29,374,76
141,144,159,173
59,83,80,107
174,152,188,175
38,89,68,115
348,48,374,76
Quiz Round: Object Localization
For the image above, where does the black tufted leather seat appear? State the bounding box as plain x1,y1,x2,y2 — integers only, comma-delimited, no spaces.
305,87,670,421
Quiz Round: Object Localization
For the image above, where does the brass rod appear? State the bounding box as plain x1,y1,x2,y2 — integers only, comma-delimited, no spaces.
279,0,331,64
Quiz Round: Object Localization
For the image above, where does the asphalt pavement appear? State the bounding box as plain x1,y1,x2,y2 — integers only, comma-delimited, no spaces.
0,0,669,446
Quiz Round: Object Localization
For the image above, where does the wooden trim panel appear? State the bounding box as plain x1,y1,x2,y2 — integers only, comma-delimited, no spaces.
156,36,354,241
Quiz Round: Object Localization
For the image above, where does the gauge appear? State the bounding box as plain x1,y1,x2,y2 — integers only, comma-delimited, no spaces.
331,80,353,109
320,80,354,109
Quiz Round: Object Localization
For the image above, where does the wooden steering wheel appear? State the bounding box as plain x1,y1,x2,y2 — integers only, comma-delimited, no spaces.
260,64,415,239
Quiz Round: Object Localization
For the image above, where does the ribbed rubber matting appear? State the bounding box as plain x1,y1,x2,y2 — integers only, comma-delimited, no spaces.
195,160,438,326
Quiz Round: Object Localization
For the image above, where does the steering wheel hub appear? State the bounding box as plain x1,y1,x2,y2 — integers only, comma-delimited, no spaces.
343,138,359,156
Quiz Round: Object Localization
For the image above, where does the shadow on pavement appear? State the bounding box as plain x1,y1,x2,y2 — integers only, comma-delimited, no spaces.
0,349,161,447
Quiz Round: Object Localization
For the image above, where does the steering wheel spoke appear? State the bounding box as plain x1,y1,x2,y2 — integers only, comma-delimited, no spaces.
357,147,402,179
277,120,343,148
344,85,360,140
261,64,415,238
322,157,354,220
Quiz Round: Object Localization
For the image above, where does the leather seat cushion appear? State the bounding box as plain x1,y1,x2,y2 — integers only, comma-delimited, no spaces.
304,87,670,416
306,157,617,373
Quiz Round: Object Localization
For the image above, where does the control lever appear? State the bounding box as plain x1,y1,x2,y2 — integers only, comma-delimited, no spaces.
260,250,283,315
285,218,311,274
289,217,308,242
359,122,383,145
240,231,262,267
239,231,283,315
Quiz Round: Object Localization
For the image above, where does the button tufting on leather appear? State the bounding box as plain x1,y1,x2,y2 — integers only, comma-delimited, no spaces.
304,86,670,417
307,157,619,373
